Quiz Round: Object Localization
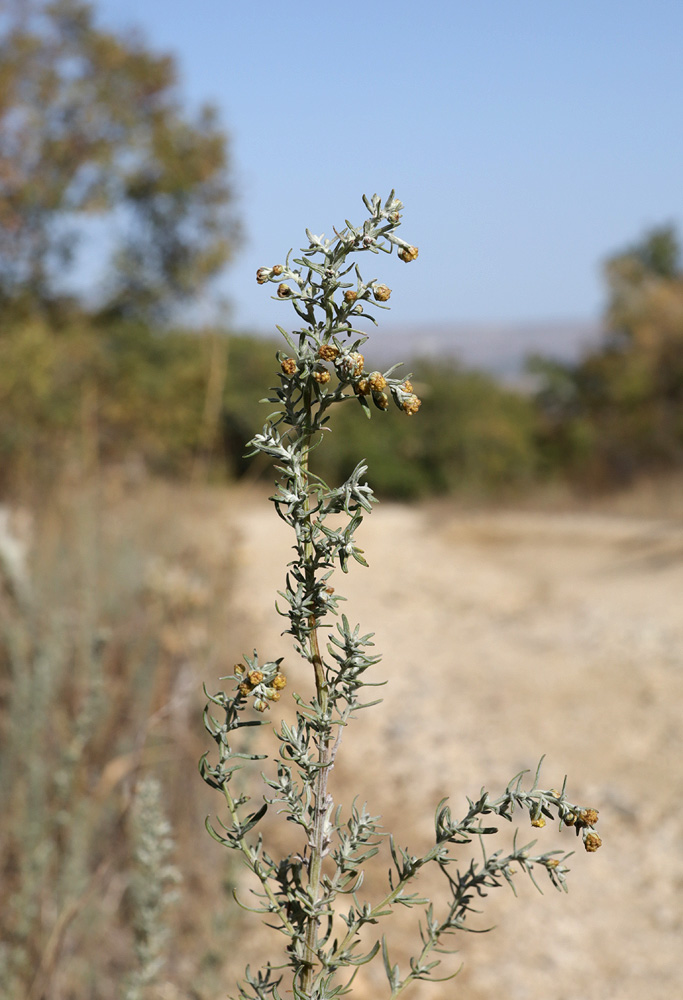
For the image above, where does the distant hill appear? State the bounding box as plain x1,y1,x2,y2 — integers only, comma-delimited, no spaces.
365,319,602,379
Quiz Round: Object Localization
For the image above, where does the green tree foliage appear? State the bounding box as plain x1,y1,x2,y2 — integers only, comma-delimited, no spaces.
0,319,224,488
532,225,683,487
0,320,543,499
0,0,237,321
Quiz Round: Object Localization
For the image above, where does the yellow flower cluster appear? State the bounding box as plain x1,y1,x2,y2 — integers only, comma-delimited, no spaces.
318,344,339,362
237,667,287,712
398,244,419,263
373,284,391,302
584,832,602,852
402,394,422,415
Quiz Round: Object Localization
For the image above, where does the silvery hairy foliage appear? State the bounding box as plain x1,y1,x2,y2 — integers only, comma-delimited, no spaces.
200,193,601,1000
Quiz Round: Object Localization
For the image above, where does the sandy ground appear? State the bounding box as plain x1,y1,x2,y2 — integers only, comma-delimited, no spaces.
223,488,683,1000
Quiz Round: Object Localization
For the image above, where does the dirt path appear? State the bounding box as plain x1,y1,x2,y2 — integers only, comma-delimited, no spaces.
226,492,683,1000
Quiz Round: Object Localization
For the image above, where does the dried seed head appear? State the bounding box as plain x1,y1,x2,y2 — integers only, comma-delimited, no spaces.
398,244,419,263
281,358,297,376
343,290,357,303
247,669,264,686
314,369,331,384
368,372,387,392
256,267,271,284
584,832,602,852
277,283,292,298
373,284,392,302
318,344,339,361
402,394,422,415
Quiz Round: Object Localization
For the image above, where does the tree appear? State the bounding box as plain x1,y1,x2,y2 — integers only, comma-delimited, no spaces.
531,225,683,486
0,0,237,321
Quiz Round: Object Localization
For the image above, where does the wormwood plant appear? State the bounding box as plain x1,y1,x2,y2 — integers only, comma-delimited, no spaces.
200,193,602,1000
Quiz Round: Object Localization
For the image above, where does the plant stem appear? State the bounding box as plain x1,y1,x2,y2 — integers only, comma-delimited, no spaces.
301,384,328,711
300,382,333,998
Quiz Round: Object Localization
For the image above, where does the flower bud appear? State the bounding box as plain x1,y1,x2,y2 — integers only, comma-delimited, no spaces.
373,391,389,411
373,284,392,302
343,290,357,303
402,394,421,415
272,264,283,275
584,832,602,852
318,344,339,361
398,245,419,263
256,267,271,284
277,283,292,297
336,351,365,380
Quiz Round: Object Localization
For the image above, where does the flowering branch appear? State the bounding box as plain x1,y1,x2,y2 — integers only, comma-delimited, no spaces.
200,193,601,1000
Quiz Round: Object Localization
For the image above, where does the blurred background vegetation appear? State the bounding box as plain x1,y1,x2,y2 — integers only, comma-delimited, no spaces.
2,0,683,503
2,2,683,998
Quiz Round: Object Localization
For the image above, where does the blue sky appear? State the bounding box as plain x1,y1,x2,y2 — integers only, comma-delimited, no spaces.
95,0,683,334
